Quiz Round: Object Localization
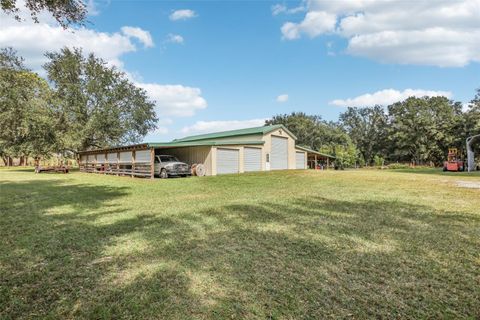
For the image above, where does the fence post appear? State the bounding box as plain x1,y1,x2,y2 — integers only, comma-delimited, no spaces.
150,148,155,179
132,150,136,178
117,152,120,176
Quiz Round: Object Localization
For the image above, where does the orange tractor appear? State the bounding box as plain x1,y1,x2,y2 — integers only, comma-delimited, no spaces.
443,148,464,172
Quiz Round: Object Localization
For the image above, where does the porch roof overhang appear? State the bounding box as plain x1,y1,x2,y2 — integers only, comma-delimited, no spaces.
295,145,336,159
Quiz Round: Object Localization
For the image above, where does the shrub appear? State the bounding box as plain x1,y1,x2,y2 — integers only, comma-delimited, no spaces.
386,163,410,169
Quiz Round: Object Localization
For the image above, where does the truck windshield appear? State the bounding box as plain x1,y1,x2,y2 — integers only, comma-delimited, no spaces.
159,155,178,162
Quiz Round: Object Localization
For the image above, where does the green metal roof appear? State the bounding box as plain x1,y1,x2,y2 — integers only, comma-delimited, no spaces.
77,140,265,154
78,124,302,154
295,145,336,159
148,140,265,148
173,124,297,142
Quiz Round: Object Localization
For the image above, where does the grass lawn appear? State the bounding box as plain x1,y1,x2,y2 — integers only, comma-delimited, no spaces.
1,168,479,319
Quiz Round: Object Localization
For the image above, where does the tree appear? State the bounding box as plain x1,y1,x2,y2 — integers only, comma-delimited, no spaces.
0,48,56,165
464,89,480,137
387,96,462,164
339,106,388,165
1,0,87,28
43,47,157,153
320,137,360,169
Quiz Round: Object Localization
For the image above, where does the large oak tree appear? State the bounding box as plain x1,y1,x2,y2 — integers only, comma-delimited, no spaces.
0,48,56,165
44,47,157,153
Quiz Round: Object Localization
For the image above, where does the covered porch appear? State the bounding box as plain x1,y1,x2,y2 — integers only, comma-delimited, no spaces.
295,146,335,170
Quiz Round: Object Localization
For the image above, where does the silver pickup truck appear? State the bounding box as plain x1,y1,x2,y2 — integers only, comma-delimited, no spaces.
154,155,191,178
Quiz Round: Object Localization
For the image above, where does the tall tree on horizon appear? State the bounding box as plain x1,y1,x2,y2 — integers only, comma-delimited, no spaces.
43,47,157,153
0,48,56,165
339,105,388,165
387,96,463,164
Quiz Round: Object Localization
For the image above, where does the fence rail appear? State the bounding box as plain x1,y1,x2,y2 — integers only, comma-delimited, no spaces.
79,162,153,178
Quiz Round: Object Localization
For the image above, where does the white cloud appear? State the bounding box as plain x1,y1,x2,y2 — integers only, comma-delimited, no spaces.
272,4,305,16
276,94,289,102
121,26,154,48
137,83,207,117
280,0,480,67
462,102,472,112
181,119,267,135
166,33,184,44
0,9,208,119
157,118,173,126
169,9,197,21
86,0,100,16
0,12,154,70
282,11,336,40
272,4,287,16
330,88,452,107
152,126,169,135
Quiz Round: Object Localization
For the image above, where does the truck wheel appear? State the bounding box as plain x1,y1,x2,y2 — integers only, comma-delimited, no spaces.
160,169,168,179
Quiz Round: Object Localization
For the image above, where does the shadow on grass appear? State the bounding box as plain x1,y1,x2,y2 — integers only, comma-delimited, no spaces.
1,179,479,319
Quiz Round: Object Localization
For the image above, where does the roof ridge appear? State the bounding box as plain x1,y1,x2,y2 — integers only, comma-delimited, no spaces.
174,124,283,142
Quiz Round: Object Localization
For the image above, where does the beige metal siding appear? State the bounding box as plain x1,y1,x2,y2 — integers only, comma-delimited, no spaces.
244,147,262,172
217,148,239,174
262,128,296,170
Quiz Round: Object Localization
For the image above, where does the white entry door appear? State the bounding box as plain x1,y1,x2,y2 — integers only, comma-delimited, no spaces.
217,148,239,174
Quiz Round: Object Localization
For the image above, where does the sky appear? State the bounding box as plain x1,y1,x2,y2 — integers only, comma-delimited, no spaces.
1,0,479,141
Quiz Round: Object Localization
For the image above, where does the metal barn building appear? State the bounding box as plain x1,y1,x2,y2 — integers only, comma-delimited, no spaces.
77,124,334,178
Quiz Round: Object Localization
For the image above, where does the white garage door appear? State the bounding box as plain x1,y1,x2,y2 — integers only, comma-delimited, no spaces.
271,136,288,170
244,147,262,172
296,152,306,169
217,148,239,174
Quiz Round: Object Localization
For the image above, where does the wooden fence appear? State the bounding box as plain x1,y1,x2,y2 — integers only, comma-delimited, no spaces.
79,149,155,178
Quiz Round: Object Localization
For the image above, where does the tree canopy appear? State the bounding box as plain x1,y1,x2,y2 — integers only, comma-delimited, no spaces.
0,48,56,163
1,0,87,28
0,47,158,164
44,47,157,153
265,93,479,167
339,105,388,165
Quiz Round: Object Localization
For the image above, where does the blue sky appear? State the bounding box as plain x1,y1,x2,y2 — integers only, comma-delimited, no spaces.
1,0,479,141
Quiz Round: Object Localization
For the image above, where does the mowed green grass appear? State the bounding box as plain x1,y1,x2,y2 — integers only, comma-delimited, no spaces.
1,168,479,319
